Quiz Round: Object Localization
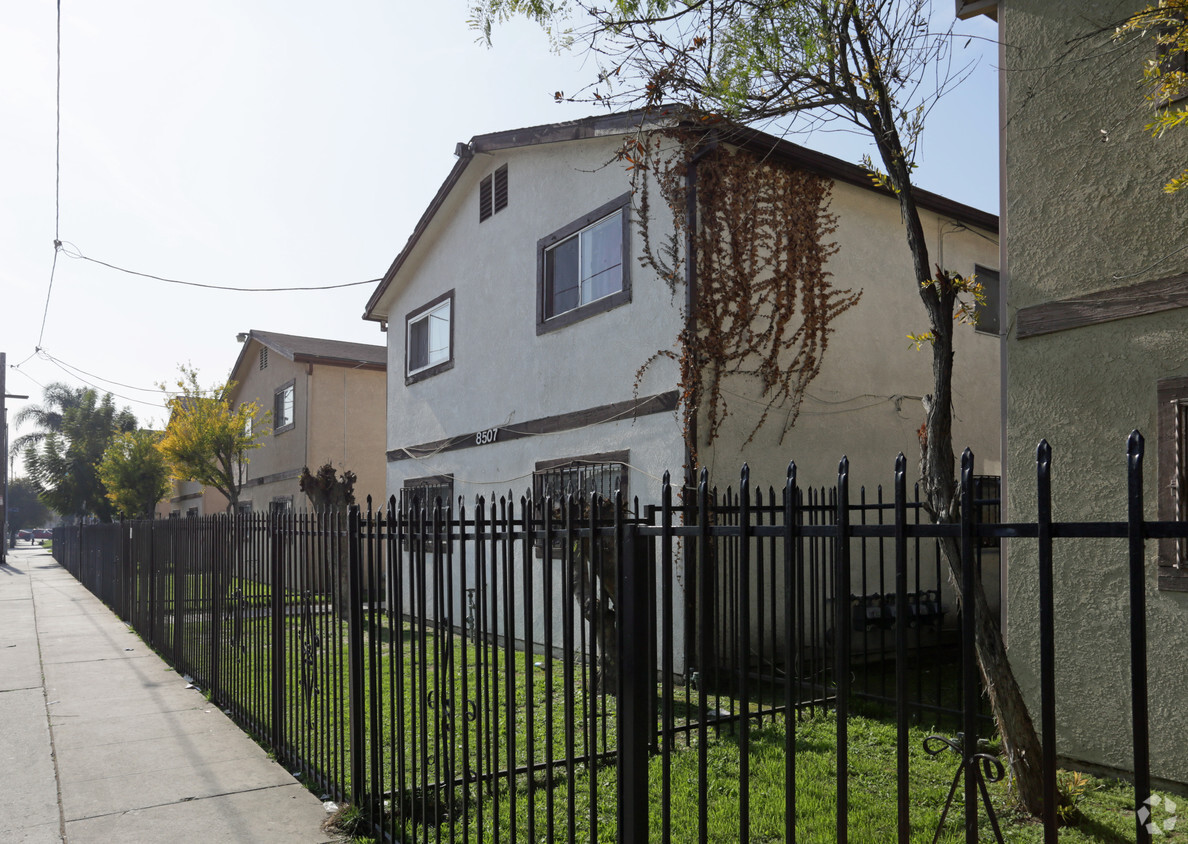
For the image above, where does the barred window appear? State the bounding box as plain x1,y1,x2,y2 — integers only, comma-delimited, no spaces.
401,475,455,514
533,451,628,504
401,475,454,552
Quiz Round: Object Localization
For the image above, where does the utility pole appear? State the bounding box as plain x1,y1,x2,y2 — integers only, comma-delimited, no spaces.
1,352,30,565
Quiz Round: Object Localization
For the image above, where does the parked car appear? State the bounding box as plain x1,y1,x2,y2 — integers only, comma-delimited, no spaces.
32,528,52,540
17,529,31,540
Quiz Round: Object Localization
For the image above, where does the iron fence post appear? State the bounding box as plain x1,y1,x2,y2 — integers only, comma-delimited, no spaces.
120,518,130,621
835,457,851,844
1036,441,1057,842
209,515,225,707
894,454,909,844
617,521,649,844
1127,431,1152,844
347,504,366,811
960,450,978,844
270,513,287,759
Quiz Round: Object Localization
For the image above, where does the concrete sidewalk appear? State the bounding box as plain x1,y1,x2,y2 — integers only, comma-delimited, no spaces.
0,544,339,843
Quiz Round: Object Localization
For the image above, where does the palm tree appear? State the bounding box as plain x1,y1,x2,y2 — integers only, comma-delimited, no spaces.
20,385,137,522
10,383,91,455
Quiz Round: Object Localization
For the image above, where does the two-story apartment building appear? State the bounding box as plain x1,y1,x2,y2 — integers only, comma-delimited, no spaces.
228,330,387,513
364,110,1000,516
361,110,1001,669
158,330,388,516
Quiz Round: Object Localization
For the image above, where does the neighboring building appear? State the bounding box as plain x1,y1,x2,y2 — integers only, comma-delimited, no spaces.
157,397,230,518
962,0,1188,787
157,331,388,516
364,110,1000,504
157,477,228,519
362,110,1001,667
227,330,387,513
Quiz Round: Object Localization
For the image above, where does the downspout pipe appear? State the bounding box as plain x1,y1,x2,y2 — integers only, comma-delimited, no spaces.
682,135,716,674
683,136,717,487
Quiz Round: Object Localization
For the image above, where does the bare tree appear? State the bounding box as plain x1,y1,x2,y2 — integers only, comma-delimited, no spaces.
474,0,1045,813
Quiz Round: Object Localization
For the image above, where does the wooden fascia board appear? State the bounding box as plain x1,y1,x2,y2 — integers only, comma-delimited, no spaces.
291,353,385,372
1016,273,1188,339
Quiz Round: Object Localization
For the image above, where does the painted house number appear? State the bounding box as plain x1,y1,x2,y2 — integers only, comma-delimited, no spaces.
475,427,499,446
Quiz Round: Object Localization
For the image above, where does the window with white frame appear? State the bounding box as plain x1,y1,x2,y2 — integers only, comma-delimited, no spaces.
537,194,631,333
406,290,454,382
274,381,295,433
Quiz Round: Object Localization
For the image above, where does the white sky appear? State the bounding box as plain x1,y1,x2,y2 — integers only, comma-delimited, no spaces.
1,1,999,467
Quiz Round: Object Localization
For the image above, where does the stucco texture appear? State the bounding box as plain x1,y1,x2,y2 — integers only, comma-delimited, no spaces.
1003,0,1188,785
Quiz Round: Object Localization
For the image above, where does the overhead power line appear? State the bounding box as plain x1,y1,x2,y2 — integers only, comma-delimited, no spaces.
57,243,381,293
36,1,64,349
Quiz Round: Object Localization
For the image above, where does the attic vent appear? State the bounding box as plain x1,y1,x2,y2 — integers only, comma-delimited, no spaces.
259,347,269,370
493,164,508,213
479,164,508,222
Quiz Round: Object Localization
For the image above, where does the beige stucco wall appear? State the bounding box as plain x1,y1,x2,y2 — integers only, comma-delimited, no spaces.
230,338,387,512
701,177,1001,492
155,479,228,518
233,343,308,510
306,364,387,508
1002,0,1188,785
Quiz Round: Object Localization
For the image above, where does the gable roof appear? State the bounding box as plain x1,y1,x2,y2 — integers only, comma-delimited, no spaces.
362,107,999,323
230,330,386,381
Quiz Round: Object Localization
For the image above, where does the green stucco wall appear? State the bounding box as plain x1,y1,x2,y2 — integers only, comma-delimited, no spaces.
1003,0,1188,785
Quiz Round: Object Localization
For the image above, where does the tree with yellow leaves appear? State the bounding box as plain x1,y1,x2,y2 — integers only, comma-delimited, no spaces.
1117,0,1188,193
157,366,267,510
98,429,172,519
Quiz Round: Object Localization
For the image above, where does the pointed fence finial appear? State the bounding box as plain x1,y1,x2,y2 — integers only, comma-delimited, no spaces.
1128,429,1144,457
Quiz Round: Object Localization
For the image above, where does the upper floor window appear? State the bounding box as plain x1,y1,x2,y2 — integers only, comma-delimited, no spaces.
479,164,508,222
274,380,295,434
406,290,455,383
974,265,1001,335
537,193,632,334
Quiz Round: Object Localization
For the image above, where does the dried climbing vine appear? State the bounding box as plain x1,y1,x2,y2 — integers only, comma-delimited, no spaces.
632,129,861,462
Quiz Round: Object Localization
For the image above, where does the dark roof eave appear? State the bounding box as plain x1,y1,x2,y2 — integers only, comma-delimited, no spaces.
363,108,998,322
364,154,473,322
291,353,386,372
723,125,998,232
362,107,676,323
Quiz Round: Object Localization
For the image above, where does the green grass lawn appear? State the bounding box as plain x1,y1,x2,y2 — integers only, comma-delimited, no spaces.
149,602,1183,843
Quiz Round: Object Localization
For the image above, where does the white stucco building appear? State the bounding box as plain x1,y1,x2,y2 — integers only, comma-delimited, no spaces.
361,110,1001,670
364,110,1000,508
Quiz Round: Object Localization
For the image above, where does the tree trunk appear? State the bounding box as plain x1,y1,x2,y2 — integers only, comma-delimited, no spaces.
921,297,1046,816
572,530,619,695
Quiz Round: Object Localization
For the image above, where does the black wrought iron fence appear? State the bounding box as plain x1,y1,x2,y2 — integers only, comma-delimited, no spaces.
52,434,1179,843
